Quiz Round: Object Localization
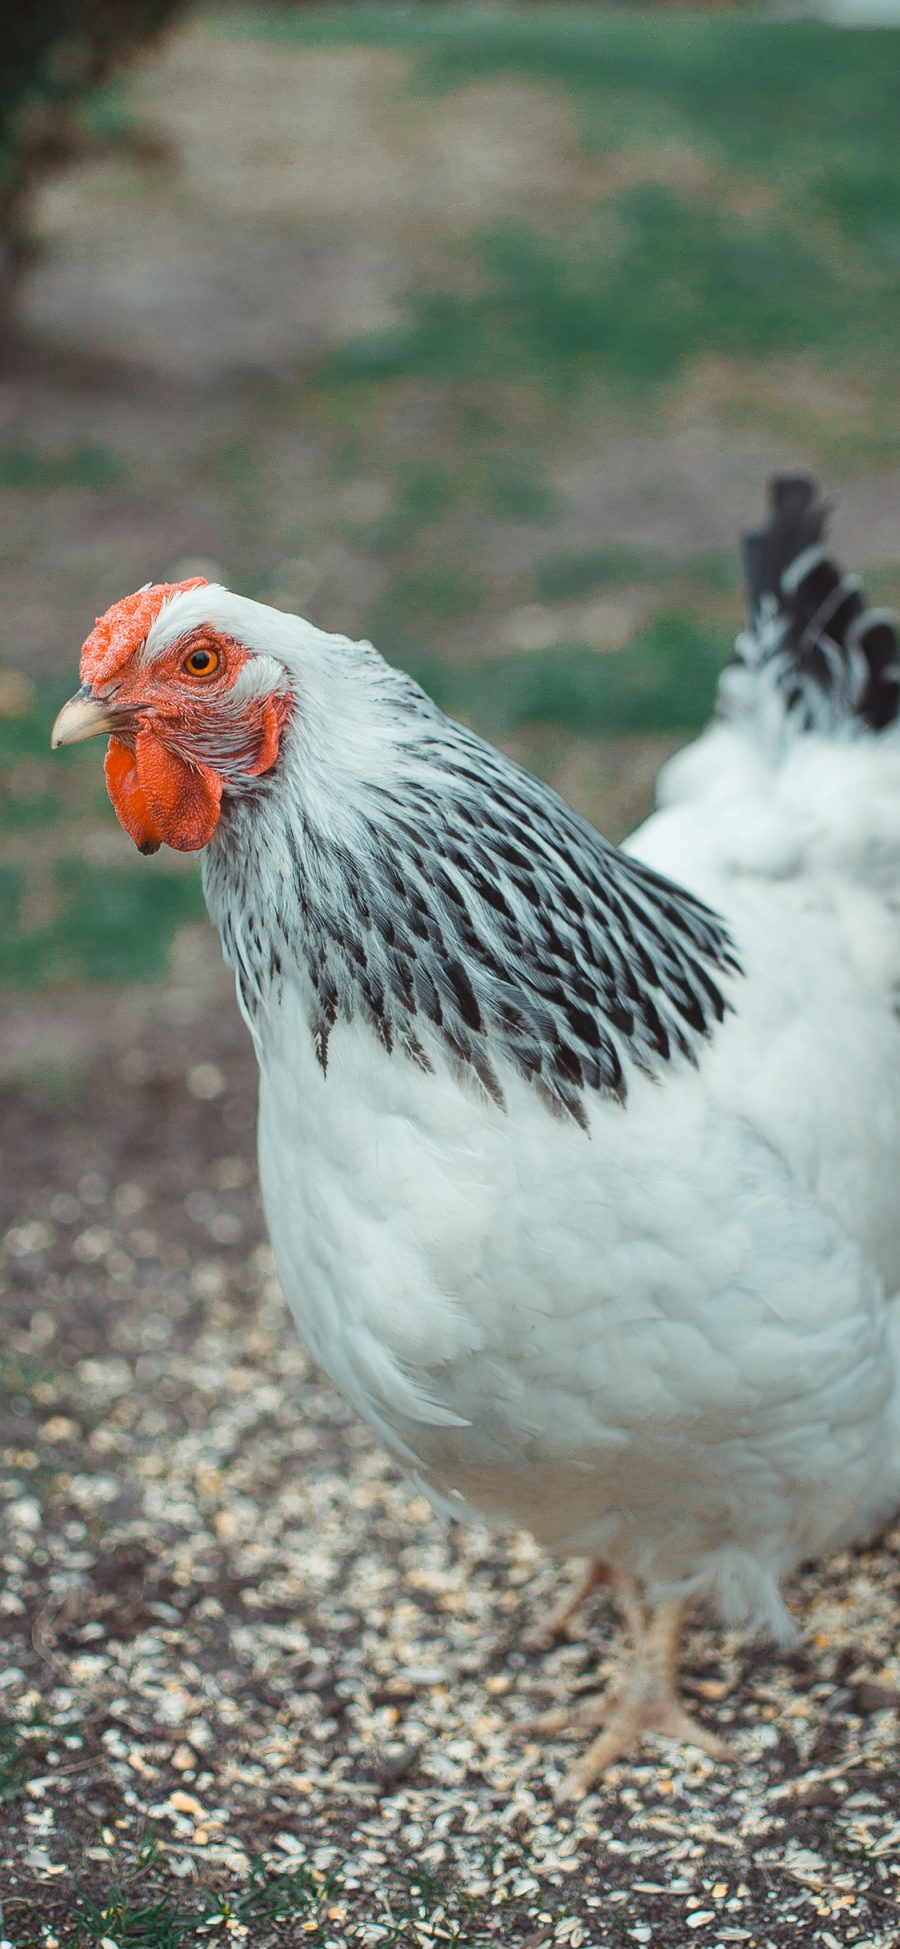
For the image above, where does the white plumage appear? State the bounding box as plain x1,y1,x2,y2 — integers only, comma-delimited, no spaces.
58,474,900,1785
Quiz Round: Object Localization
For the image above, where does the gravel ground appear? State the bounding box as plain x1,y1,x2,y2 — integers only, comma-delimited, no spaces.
1,965,899,1947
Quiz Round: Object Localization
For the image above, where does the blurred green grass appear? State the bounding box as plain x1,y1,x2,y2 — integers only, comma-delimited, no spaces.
236,7,900,373
299,5,900,494
413,606,727,737
322,195,884,403
0,442,128,491
5,6,900,990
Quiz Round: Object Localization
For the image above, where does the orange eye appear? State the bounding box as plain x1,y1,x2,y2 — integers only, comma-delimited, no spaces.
183,643,220,677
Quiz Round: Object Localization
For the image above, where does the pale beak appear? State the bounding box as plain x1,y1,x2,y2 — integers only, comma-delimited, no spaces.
51,686,114,748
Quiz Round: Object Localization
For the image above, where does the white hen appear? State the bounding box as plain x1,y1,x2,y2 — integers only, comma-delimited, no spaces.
53,475,900,1789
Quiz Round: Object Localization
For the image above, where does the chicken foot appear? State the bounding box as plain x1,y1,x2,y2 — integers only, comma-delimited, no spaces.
522,1585,733,1797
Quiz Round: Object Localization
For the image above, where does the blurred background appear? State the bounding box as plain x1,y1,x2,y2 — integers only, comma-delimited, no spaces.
4,1,900,1007
4,6,900,1934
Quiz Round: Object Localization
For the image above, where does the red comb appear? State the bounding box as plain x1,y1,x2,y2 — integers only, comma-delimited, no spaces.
80,578,208,687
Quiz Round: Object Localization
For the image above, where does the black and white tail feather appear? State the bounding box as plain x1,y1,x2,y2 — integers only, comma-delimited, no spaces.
724,473,900,740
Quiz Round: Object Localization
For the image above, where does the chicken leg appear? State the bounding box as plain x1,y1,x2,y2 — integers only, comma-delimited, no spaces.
523,1584,732,1798
523,1558,613,1652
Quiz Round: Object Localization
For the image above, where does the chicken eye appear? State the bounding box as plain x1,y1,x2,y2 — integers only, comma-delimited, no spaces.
183,644,220,677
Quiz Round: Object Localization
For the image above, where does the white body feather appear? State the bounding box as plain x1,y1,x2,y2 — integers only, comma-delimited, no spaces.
254,715,900,1639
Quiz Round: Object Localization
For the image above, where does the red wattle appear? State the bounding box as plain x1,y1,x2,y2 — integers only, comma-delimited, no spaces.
104,736,164,855
135,727,223,852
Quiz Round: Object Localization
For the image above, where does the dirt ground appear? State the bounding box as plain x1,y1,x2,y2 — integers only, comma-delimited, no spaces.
2,10,900,1946
3,949,900,1947
2,966,900,1946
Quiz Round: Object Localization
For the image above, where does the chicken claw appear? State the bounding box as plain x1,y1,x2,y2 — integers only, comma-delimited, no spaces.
520,1595,734,1796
